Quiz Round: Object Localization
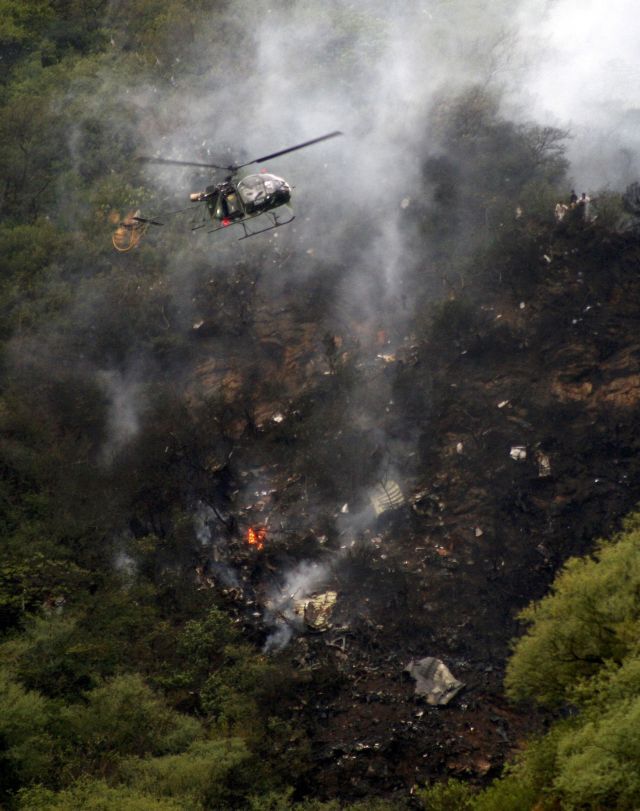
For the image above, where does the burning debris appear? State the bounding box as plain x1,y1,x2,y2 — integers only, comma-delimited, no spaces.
404,657,465,706
246,526,267,551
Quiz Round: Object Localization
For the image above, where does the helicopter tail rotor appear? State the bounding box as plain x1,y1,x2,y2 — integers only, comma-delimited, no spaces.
112,210,150,252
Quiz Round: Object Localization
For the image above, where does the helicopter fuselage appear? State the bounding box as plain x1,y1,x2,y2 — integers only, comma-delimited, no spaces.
118,131,340,248
191,172,292,226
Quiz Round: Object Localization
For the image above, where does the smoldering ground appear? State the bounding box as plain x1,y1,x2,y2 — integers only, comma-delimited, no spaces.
18,1,638,633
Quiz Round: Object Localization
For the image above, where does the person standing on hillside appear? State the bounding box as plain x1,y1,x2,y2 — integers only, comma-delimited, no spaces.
577,192,591,221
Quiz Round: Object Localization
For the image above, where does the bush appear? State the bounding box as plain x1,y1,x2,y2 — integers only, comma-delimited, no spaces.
120,738,251,809
16,779,186,810
505,513,640,707
416,778,475,810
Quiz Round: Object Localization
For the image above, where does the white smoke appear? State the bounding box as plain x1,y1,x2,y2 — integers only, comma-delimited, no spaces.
97,367,145,463
263,559,330,652
516,0,640,189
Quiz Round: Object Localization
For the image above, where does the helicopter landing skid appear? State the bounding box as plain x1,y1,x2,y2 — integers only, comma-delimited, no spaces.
238,210,295,240
205,208,294,239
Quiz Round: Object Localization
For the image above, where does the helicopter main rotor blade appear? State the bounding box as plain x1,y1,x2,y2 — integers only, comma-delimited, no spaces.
136,156,228,169
136,131,342,173
232,130,343,170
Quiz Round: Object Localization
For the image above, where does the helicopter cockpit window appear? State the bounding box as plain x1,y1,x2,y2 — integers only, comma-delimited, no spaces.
223,191,242,218
237,176,268,213
213,197,225,219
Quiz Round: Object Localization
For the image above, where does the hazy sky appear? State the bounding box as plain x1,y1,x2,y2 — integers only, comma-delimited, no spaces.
519,0,640,188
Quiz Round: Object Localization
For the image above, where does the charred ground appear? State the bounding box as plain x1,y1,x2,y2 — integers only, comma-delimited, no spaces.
161,216,640,800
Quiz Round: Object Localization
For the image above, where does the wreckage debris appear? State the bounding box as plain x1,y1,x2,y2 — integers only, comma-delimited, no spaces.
535,450,552,478
370,481,405,517
509,446,527,462
294,590,338,631
246,526,266,550
404,657,464,706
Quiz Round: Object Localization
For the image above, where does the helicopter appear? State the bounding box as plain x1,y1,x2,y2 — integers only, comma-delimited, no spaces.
112,131,342,252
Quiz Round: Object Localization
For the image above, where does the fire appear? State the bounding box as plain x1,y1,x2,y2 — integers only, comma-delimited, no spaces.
246,526,266,550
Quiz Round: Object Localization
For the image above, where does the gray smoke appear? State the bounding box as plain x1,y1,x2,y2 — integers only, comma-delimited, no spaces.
513,0,640,190
97,367,145,464
65,0,640,639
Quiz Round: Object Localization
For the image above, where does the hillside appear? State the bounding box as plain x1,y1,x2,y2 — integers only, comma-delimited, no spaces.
164,216,640,800
3,3,640,809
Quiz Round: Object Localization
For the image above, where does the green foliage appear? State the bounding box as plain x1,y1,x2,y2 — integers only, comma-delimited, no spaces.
0,1,55,70
176,606,292,728
246,788,298,811
0,555,88,630
0,667,57,792
120,738,250,809
552,696,640,809
60,674,203,766
5,615,104,697
17,779,186,810
505,516,640,707
3,593,174,694
416,778,475,810
0,221,62,281
472,771,541,811
471,512,640,809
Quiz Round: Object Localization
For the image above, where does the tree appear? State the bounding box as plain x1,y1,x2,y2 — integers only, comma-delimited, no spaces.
0,668,57,796
505,513,640,707
469,512,640,810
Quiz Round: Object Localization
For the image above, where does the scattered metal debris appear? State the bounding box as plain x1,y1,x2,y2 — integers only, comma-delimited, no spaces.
404,657,464,705
536,450,552,477
370,481,404,516
510,446,527,461
294,591,338,631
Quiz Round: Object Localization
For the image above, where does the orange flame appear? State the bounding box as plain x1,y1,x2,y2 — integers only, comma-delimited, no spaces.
246,526,266,551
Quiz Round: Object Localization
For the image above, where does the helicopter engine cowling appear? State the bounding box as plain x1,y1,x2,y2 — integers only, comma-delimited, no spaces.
237,173,291,214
